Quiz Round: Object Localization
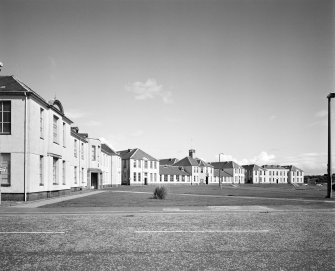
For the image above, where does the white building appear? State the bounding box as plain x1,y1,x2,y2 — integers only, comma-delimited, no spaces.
118,148,159,185
242,164,267,184
262,165,289,184
0,75,120,200
210,161,245,184
283,165,304,184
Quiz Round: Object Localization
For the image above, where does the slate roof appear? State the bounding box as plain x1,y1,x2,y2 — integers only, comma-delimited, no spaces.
174,156,199,167
196,158,214,168
262,165,287,170
101,144,119,156
159,158,179,166
0,75,73,123
118,148,158,161
159,165,190,176
282,165,304,172
214,169,233,178
242,164,266,171
210,161,242,169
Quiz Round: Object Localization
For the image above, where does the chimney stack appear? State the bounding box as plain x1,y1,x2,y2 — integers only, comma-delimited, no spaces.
189,149,195,158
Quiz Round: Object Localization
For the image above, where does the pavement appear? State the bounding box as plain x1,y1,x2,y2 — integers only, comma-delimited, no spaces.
0,190,106,208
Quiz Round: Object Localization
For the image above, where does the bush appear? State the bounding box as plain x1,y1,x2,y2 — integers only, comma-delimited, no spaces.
153,186,168,200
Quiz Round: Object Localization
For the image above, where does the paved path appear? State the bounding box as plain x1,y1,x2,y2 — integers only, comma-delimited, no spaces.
8,190,106,208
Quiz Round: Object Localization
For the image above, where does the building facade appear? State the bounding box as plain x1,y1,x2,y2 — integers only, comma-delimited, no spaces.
0,76,120,200
262,165,289,184
118,148,159,185
242,164,267,184
210,161,245,184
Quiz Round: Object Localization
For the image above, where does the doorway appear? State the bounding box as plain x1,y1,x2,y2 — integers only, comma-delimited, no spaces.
91,173,98,189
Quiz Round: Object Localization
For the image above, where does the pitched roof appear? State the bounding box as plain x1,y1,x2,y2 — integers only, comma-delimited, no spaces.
159,165,190,176
262,165,287,170
242,164,265,171
0,75,73,124
101,144,119,156
214,169,233,178
210,161,242,169
196,158,214,168
159,158,179,166
282,165,304,172
173,156,199,167
117,148,158,161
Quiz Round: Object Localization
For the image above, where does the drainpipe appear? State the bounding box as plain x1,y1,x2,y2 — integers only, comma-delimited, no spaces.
23,92,27,201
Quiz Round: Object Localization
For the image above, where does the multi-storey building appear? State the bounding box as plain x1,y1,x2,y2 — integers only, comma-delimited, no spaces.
242,164,267,184
118,148,159,185
262,165,289,184
210,161,245,184
102,143,122,186
172,150,201,185
283,165,304,184
0,75,120,200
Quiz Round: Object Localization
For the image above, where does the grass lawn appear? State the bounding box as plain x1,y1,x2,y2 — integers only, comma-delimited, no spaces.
42,184,334,208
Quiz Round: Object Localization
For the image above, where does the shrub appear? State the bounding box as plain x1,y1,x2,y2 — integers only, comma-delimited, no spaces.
153,186,168,200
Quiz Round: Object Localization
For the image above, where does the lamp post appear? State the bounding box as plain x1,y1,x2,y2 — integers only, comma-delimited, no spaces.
218,153,224,190
327,93,335,198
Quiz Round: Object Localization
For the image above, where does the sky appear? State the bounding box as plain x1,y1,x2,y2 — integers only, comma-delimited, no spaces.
0,0,334,174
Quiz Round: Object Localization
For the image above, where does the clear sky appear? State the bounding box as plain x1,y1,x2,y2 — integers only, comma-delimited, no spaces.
1,0,334,174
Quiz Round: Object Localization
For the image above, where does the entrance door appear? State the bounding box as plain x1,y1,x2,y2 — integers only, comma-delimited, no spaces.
206,177,209,185
144,177,148,185
91,173,98,189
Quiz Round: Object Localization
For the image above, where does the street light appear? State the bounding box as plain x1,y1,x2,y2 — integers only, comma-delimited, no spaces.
218,153,224,190
327,93,335,198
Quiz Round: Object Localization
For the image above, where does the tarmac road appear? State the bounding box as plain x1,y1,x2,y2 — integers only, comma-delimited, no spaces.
0,206,334,271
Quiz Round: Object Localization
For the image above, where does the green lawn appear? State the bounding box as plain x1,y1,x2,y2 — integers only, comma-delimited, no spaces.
42,184,334,208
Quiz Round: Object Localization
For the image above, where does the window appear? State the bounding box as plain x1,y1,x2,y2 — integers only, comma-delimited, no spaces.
81,143,84,159
97,146,100,161
144,160,148,169
176,175,180,182
0,101,11,134
170,175,174,182
182,175,185,182
53,157,58,184
62,161,66,185
92,146,96,161
134,160,136,168
40,108,44,138
164,175,168,182
81,168,84,183
154,161,157,169
150,161,153,169
134,172,137,182
74,139,78,157
138,172,141,182
150,173,152,182
154,173,157,182
0,153,11,186
63,123,66,147
74,166,77,184
39,156,44,186
201,168,203,173
53,116,59,143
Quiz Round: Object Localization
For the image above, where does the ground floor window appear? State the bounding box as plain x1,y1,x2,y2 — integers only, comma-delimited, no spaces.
134,172,137,182
39,155,44,186
62,161,66,185
53,157,59,184
164,175,168,182
170,175,174,182
74,166,77,184
0,153,10,186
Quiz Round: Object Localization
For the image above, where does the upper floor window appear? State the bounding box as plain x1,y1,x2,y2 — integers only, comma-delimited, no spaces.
81,143,84,160
74,139,77,157
92,145,96,161
53,157,59,184
63,122,66,147
0,101,11,134
53,115,58,143
144,160,148,169
134,160,137,168
40,108,44,138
